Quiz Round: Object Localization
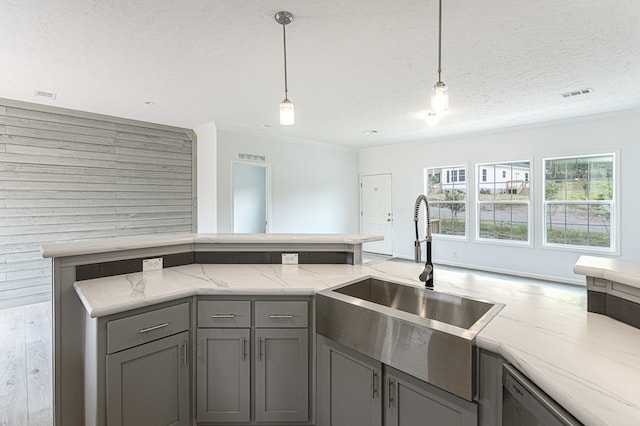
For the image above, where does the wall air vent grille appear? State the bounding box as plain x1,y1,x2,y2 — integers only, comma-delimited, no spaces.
34,90,57,100
560,88,593,98
237,153,266,162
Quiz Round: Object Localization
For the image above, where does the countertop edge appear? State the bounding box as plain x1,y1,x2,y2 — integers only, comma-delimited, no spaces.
574,255,640,289
42,233,383,258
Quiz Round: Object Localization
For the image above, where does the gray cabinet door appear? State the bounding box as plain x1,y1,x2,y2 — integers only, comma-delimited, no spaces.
317,337,382,426
197,328,250,423
385,367,477,426
255,328,309,423
106,331,190,426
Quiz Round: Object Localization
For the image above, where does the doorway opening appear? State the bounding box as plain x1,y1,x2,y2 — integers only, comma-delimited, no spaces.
231,161,271,233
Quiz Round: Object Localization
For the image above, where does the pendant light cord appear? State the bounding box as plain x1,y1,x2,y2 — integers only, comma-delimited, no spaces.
437,0,442,82
282,23,289,98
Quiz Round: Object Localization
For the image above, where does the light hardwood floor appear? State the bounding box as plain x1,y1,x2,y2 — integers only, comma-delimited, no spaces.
0,301,53,426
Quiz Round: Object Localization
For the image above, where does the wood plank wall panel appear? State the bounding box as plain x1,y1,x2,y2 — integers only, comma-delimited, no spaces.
0,101,196,309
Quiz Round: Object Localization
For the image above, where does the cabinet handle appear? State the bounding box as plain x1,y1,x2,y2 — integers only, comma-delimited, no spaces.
139,322,169,334
258,338,263,361
182,340,188,366
241,338,247,361
268,314,294,319
210,314,236,319
388,378,395,408
371,371,378,399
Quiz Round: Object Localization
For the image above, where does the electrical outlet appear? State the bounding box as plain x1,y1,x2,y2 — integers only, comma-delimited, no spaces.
143,257,163,271
281,253,299,265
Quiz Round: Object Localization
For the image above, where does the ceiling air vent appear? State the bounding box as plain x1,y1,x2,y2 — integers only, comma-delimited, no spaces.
560,88,593,98
34,90,57,100
237,153,266,162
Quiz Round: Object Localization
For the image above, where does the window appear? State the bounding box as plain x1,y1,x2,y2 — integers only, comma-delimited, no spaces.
477,161,531,243
543,154,615,250
425,166,467,237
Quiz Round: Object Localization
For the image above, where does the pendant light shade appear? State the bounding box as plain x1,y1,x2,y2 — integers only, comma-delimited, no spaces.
280,98,295,125
275,11,294,126
431,81,448,114
430,0,449,115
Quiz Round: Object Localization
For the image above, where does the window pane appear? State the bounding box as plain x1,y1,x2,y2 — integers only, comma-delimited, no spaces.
545,203,611,247
479,203,528,241
476,161,530,243
431,202,466,236
426,165,467,237
545,155,613,202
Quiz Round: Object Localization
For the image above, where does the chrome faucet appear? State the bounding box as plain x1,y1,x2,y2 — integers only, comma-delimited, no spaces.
414,194,434,288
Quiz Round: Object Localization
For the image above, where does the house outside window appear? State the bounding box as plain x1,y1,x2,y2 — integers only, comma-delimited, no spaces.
477,161,531,242
425,166,467,237
481,169,487,182
544,154,615,251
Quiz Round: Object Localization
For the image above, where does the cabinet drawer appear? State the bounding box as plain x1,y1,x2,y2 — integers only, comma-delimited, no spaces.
255,301,308,328
107,303,189,354
198,300,251,328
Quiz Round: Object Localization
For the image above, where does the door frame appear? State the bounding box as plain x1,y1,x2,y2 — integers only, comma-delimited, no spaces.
230,160,272,233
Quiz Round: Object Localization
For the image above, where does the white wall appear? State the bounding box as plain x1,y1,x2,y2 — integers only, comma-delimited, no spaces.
195,121,217,232
359,108,640,284
217,129,359,234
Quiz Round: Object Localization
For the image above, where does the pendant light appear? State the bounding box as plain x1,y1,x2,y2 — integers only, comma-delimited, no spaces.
430,0,449,114
275,11,294,125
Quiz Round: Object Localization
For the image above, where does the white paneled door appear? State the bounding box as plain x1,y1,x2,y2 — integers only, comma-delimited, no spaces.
360,174,393,255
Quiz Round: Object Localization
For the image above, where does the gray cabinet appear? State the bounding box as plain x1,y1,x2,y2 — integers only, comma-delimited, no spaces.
255,328,309,422
197,298,310,425
477,349,503,426
197,328,250,423
317,336,382,426
318,336,477,426
83,300,192,426
106,330,190,426
385,366,477,426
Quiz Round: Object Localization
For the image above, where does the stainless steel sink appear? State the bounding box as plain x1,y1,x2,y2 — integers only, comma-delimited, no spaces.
333,277,495,329
316,276,504,401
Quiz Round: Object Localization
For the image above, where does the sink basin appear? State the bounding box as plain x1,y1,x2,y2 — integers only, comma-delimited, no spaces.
316,276,504,401
333,277,495,329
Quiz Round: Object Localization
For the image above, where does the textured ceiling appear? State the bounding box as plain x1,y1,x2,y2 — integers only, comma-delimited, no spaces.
1,0,639,148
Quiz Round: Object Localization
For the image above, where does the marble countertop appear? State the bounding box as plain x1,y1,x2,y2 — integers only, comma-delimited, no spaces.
574,255,640,289
40,233,383,258
74,260,640,426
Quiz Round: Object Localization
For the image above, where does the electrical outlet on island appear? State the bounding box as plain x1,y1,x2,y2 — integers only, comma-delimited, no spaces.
143,257,163,271
282,253,299,265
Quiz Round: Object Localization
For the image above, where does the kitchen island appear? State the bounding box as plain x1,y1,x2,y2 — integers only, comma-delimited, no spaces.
43,235,640,426
41,233,382,426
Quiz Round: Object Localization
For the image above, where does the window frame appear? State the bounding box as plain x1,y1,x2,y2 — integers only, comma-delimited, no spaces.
424,165,469,240
476,160,532,245
542,152,618,253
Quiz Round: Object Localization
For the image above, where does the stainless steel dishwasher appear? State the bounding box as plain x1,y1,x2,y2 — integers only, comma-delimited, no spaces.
502,363,583,425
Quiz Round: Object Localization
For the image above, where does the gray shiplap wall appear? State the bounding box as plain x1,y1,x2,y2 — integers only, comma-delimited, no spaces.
0,99,196,308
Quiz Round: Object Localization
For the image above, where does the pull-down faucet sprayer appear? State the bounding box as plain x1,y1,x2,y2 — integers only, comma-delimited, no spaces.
414,194,434,288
